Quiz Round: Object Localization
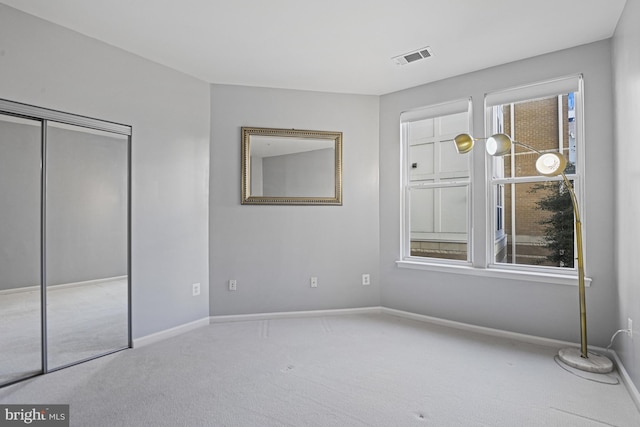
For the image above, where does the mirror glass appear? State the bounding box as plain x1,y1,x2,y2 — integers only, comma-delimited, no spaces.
46,121,129,369
0,99,131,386
0,114,43,385
242,127,342,205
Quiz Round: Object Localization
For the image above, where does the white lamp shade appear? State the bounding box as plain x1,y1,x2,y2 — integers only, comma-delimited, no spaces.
535,152,567,176
486,134,512,156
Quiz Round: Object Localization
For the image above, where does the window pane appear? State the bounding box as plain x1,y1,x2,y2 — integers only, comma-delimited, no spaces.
410,186,468,260
496,181,574,268
439,138,468,174
409,142,435,180
408,112,470,182
494,94,576,179
403,106,470,263
439,112,469,135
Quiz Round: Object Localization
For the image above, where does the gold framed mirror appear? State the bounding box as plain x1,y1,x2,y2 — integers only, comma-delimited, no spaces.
241,127,342,205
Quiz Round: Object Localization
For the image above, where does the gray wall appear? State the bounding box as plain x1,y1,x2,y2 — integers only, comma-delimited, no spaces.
379,40,617,346
0,4,211,338
613,0,640,394
210,84,379,315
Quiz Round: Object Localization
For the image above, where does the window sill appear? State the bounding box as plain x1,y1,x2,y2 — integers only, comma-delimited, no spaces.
396,260,591,287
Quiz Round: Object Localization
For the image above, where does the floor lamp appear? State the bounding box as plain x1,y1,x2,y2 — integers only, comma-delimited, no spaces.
454,133,613,374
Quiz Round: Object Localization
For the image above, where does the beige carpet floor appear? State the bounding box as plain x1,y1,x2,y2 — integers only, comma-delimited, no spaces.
1,313,639,426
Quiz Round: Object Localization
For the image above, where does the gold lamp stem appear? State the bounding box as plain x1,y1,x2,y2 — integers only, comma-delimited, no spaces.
560,173,588,359
453,132,613,372
511,139,589,359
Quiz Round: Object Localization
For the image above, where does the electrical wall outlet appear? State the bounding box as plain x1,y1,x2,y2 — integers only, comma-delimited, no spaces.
192,283,201,296
628,318,633,338
229,279,237,291
362,273,370,285
310,277,318,288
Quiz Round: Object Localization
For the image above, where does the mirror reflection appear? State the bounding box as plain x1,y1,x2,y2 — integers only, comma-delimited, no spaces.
46,122,129,369
0,114,42,385
242,127,342,205
0,101,130,387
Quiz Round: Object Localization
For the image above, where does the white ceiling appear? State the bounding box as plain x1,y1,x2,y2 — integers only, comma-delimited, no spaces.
0,0,627,95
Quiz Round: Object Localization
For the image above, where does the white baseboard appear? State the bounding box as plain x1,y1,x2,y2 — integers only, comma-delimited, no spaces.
209,306,382,323
381,307,640,411
132,317,210,348
133,308,382,347
610,350,640,412
0,275,127,295
132,308,381,348
381,307,578,349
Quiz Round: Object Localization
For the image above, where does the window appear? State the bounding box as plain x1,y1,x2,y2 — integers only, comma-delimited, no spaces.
398,76,585,283
400,99,472,263
486,76,583,273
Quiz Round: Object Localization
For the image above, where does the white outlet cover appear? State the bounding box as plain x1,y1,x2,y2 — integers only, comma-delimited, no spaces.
192,283,201,296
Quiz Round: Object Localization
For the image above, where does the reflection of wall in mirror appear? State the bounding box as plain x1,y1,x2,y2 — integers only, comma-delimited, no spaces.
250,156,263,196
0,119,41,291
261,148,334,197
0,120,128,291
46,125,128,287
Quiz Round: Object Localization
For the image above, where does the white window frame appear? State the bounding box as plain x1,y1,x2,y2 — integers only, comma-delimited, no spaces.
399,98,473,266
397,76,590,287
484,75,585,279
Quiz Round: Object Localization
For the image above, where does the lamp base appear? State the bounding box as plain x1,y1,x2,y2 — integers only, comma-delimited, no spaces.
558,347,614,373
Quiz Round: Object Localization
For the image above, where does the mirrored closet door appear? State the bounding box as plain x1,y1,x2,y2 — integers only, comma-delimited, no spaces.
0,114,43,385
0,100,131,387
46,122,130,370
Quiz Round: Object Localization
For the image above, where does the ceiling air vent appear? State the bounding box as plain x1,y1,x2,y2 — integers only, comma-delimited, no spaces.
392,46,433,66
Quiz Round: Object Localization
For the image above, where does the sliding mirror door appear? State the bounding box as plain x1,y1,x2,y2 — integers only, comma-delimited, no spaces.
45,122,129,370
0,99,131,387
0,114,43,385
